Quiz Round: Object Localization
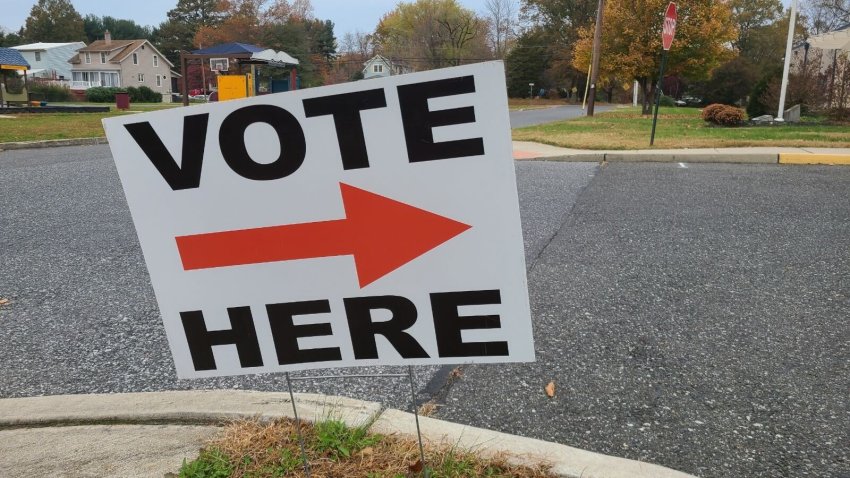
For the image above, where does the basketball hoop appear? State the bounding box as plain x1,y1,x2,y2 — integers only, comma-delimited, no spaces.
209,58,229,73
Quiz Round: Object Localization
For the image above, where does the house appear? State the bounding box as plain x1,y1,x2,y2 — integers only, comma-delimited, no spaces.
362,55,412,79
69,31,177,100
11,42,85,81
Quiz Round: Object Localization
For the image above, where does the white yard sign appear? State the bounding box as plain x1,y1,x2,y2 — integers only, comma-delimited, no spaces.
103,62,534,379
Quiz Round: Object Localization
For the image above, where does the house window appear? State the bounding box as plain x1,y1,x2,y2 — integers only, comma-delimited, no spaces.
34,52,41,62
132,53,138,65
373,64,383,73
85,52,91,64
100,52,106,63
156,75,162,87
138,73,144,82
153,55,158,67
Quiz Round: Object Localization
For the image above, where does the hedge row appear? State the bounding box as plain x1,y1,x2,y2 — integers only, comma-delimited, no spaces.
85,86,162,103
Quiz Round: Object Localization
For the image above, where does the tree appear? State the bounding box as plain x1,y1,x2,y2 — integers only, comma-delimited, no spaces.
518,0,599,100
152,0,223,67
573,0,737,113
484,0,518,59
84,15,153,43
699,57,759,105
374,0,491,69
0,27,22,47
22,0,85,42
506,28,551,96
803,0,849,34
730,0,783,53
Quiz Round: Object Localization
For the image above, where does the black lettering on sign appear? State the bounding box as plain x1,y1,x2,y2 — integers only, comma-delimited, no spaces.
343,296,429,359
267,300,342,365
124,114,209,190
431,290,509,357
397,75,484,163
219,105,306,181
302,89,387,170
180,307,264,371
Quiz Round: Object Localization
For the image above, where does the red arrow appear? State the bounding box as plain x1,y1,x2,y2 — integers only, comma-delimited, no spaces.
175,183,471,287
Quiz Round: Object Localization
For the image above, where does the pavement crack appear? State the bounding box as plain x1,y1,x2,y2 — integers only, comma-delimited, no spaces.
526,163,604,273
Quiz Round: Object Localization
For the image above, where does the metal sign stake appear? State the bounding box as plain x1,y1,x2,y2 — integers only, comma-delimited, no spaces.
408,365,429,477
285,372,311,477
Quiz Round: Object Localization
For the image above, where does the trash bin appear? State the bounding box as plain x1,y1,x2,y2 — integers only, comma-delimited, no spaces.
115,91,130,110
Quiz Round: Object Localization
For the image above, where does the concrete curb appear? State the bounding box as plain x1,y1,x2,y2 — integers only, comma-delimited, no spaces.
779,153,850,165
0,137,108,152
0,391,380,429
0,391,696,478
373,409,695,478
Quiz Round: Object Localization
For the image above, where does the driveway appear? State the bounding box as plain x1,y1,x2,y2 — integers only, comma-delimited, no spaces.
510,104,616,128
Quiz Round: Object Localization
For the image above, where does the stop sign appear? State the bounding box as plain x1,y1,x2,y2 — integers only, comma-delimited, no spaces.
662,2,677,50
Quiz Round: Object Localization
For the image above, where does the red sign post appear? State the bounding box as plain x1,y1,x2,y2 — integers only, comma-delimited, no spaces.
651,2,677,146
662,2,678,50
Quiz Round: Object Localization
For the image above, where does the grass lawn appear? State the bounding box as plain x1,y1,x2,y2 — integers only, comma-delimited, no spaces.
512,106,850,149
178,418,554,478
0,102,181,143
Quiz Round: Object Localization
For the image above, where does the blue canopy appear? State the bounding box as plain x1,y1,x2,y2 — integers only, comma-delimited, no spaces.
192,43,265,55
0,47,30,70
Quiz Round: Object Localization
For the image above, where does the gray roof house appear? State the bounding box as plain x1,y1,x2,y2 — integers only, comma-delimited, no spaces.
69,31,177,100
11,42,85,80
362,55,412,79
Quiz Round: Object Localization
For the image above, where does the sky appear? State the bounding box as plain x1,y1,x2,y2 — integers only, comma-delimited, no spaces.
0,0,493,38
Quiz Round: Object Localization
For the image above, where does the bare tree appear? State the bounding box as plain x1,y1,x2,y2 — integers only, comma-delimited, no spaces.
803,0,850,34
484,0,517,59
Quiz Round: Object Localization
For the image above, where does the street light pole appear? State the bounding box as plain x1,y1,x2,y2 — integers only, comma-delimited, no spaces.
776,0,798,121
586,0,606,116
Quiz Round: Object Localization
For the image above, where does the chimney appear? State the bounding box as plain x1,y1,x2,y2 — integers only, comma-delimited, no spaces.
104,30,111,45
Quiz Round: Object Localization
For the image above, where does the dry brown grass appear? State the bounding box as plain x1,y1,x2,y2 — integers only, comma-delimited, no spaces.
186,418,556,478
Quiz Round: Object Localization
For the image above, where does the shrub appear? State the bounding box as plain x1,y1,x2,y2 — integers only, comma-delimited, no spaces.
701,103,726,122
29,83,72,102
714,105,745,126
659,95,676,107
138,85,162,102
702,103,745,126
85,86,125,102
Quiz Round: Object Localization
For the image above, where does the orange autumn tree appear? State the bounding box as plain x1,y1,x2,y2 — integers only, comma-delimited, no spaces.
574,0,737,113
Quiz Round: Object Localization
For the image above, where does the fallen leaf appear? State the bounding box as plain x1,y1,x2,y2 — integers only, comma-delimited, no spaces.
0,299,9,307
545,381,556,398
359,447,373,456
408,459,424,473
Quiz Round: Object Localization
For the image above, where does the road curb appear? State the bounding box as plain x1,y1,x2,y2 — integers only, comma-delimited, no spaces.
373,409,696,478
0,391,696,478
604,152,777,164
524,152,778,164
0,390,380,429
779,153,850,165
0,137,108,152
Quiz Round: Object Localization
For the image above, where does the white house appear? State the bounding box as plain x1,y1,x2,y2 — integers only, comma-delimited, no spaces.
69,31,176,99
362,55,412,79
11,42,85,81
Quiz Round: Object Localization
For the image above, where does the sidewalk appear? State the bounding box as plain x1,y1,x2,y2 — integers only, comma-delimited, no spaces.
513,141,850,164
0,390,697,478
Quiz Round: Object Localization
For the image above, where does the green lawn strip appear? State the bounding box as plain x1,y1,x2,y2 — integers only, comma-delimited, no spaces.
512,106,850,149
0,103,182,143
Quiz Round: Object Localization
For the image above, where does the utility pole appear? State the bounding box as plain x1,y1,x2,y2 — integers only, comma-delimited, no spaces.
586,0,605,116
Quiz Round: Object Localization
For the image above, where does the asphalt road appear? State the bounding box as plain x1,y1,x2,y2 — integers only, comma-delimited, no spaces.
1,146,848,478
510,104,615,128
